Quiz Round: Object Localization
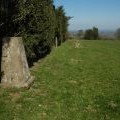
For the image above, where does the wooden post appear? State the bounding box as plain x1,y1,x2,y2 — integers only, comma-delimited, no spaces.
1,37,33,88
55,37,58,48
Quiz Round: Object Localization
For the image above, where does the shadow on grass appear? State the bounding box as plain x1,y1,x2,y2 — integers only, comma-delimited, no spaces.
28,46,52,68
94,94,120,114
0,39,2,83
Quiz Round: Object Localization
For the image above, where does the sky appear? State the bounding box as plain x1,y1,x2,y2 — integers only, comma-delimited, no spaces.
54,0,120,31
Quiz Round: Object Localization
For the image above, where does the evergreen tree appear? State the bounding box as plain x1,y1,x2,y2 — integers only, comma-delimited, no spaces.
84,27,99,40
84,29,93,40
0,0,69,66
115,28,120,40
55,6,70,45
15,0,56,65
0,0,19,37
93,27,99,40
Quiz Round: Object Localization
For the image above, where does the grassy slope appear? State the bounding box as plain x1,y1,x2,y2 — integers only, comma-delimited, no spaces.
0,40,120,120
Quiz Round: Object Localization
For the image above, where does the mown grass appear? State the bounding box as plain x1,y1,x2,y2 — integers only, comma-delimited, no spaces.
0,40,120,120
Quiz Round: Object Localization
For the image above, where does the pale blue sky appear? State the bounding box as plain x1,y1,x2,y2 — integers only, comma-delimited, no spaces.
54,0,120,31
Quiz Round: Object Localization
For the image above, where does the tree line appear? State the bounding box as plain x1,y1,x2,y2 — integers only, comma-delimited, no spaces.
0,0,70,66
76,27,120,40
77,27,99,40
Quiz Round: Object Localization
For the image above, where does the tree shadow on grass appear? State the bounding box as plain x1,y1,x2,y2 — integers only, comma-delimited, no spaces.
94,94,120,118
28,46,52,68
0,39,2,83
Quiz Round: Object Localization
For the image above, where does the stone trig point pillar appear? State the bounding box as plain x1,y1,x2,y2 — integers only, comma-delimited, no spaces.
1,37,33,88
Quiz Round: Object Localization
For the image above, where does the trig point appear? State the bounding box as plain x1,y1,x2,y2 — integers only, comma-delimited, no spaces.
1,37,33,88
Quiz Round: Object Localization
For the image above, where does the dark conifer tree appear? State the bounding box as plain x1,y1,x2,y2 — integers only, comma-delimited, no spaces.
84,27,99,40
55,6,70,45
0,0,69,66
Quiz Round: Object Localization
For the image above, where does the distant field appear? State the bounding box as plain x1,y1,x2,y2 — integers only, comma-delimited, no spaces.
0,40,120,120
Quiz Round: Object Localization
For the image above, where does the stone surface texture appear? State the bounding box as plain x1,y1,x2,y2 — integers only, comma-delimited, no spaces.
1,37,33,88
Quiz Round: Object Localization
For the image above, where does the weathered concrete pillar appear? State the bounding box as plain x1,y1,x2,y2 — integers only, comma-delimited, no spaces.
55,37,58,48
1,37,33,88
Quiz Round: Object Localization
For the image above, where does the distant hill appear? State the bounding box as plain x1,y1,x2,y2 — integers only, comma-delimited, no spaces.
99,30,115,39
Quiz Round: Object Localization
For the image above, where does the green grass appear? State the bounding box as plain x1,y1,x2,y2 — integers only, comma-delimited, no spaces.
0,40,120,120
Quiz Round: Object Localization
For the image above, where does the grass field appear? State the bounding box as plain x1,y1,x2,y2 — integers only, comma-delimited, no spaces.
0,40,120,120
